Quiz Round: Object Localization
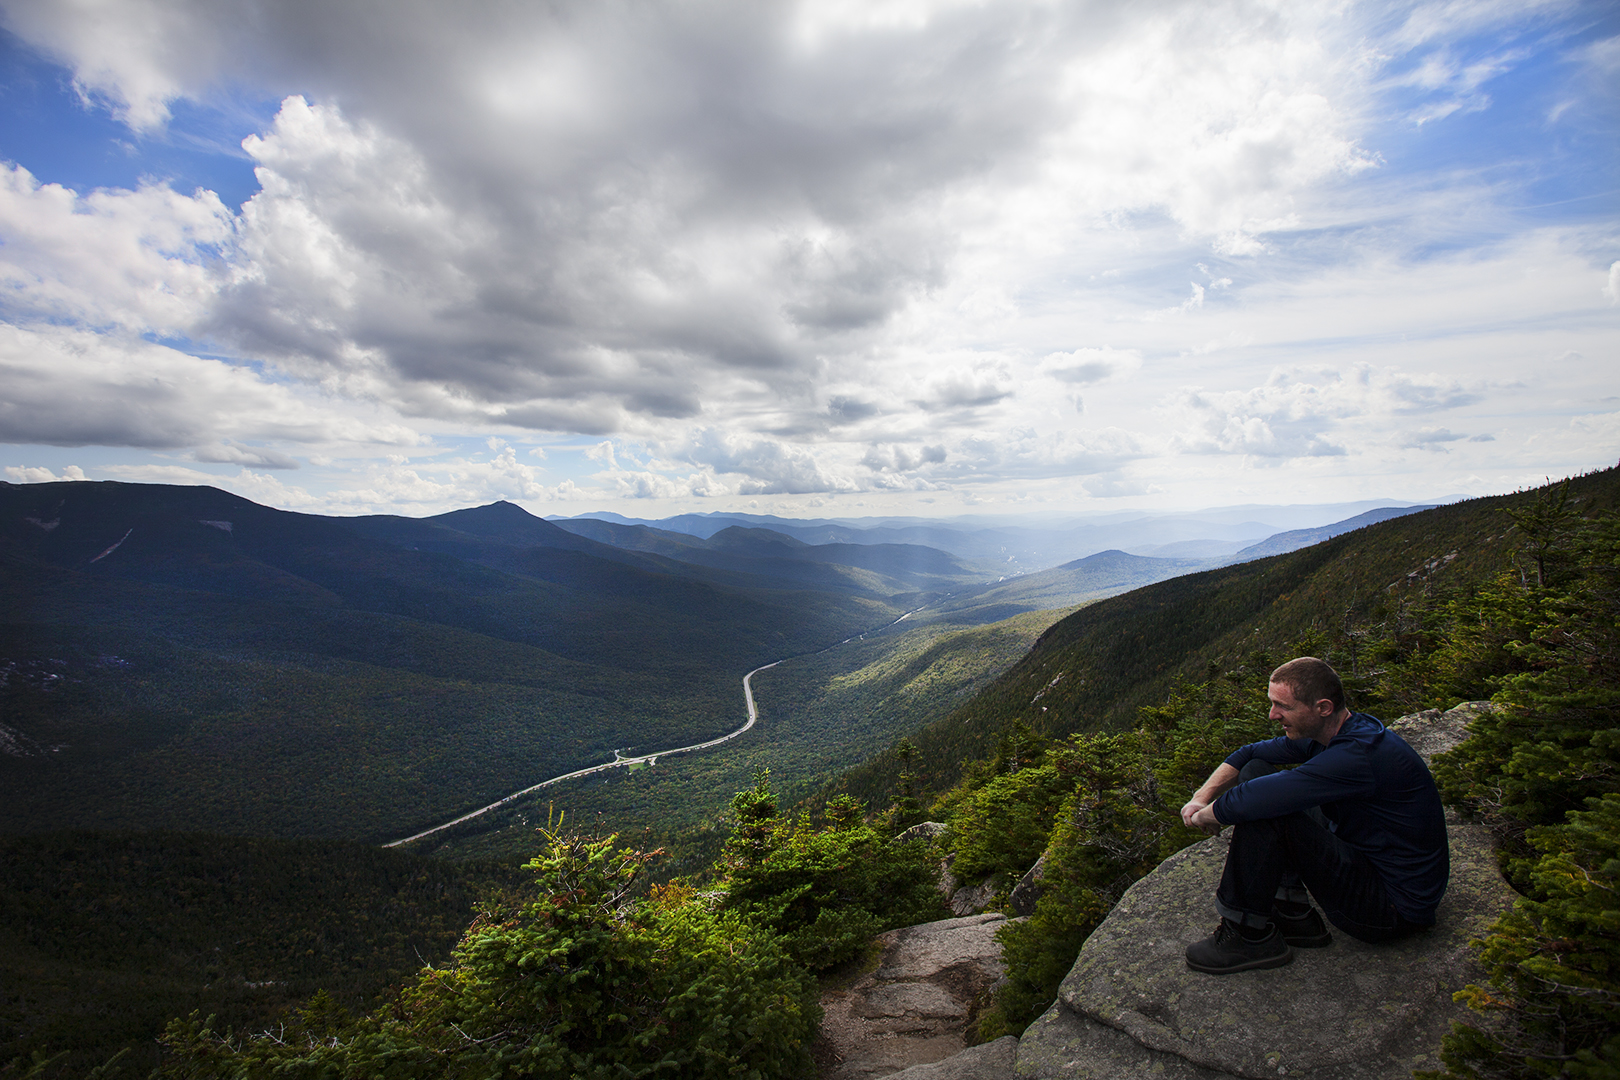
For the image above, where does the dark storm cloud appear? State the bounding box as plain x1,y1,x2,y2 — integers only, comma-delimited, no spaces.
4,0,1095,431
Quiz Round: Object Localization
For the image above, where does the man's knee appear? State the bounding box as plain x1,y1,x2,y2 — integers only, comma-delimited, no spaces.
1234,760,1329,829
1237,760,1276,783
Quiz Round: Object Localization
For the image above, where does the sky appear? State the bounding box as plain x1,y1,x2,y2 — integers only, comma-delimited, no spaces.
0,0,1615,522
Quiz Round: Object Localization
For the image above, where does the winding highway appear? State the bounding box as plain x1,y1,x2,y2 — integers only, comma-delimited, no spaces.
383,660,781,848
384,601,937,849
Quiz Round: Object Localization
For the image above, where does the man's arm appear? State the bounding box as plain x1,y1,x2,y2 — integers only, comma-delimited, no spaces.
1180,762,1240,834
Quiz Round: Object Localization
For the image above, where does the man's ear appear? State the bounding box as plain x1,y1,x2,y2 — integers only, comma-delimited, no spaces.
1316,698,1334,716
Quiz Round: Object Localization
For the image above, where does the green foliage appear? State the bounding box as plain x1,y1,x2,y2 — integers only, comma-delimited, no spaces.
977,731,1171,1039
157,830,820,1079
1433,507,1620,855
945,763,1070,883
1421,795,1620,1080
1411,501,1620,1080
719,776,946,972
0,832,522,1079
885,739,928,831
1140,662,1276,810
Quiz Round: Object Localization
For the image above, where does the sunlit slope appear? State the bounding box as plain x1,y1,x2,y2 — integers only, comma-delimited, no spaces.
828,467,1620,805
415,603,1078,865
553,517,984,595
0,482,898,840
924,548,1213,625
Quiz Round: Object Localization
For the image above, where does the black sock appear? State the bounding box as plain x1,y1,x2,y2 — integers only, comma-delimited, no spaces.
1238,922,1273,941
1274,900,1311,918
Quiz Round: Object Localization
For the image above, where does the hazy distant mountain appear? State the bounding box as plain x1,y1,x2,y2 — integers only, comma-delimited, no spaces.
921,549,1215,625
1124,538,1254,559
550,518,981,595
1225,505,1436,561
553,499,1440,574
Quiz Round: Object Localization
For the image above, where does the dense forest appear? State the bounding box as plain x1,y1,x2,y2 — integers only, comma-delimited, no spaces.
0,482,917,842
4,470,1616,1078
425,604,1078,871
0,833,526,1077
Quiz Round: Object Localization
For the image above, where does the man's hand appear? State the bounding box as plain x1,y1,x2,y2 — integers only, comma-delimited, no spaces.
1182,762,1240,835
1180,799,1222,835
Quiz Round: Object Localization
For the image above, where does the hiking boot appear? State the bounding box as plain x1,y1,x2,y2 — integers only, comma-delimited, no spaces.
1271,904,1332,948
1185,918,1292,974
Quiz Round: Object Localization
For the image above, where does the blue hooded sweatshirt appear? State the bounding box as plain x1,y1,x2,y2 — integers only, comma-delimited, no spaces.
1212,712,1449,924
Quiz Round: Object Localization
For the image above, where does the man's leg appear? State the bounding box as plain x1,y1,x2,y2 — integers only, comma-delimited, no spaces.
1220,811,1424,944
1216,762,1330,945
1184,760,1300,974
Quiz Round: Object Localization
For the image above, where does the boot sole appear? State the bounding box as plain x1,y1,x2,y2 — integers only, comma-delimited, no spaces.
1185,946,1294,974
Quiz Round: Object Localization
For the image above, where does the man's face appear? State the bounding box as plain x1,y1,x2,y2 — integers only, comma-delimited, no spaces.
1268,681,1336,745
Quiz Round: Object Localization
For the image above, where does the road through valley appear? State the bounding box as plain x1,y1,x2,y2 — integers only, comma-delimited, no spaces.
383,660,781,848
383,602,935,849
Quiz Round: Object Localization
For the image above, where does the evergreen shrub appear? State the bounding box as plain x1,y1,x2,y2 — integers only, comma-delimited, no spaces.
719,773,945,972
158,829,820,1079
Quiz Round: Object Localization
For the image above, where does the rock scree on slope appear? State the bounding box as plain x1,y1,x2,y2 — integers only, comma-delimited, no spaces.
817,912,1018,1079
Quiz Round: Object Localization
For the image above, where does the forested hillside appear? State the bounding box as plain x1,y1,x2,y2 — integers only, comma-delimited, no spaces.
0,482,905,841
427,604,1078,869
0,832,525,1077
142,467,1620,1078
826,467,1620,810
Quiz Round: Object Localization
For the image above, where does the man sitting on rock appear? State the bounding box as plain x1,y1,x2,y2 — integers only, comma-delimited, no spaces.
1178,657,1448,974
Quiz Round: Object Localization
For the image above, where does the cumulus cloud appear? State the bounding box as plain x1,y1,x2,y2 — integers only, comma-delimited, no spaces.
0,0,1612,514
1170,364,1487,461
193,441,300,469
918,363,1015,412
683,430,859,495
1398,427,1470,451
5,464,87,483
0,164,231,333
861,443,947,474
1042,347,1142,385
1383,371,1484,413
0,323,423,451
1,3,1385,434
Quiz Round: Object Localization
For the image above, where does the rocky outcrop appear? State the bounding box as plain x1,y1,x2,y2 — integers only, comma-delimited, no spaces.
1014,819,1514,1079
1014,701,1515,1080
886,1037,1020,1079
1386,700,1492,761
1008,855,1046,917
818,913,1016,1079
825,703,1507,1080
937,854,1000,917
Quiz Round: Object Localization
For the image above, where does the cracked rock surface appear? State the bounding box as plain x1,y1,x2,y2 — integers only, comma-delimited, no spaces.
817,913,1014,1079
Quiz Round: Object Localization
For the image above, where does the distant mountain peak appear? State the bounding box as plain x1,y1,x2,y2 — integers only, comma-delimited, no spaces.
429,501,573,540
